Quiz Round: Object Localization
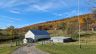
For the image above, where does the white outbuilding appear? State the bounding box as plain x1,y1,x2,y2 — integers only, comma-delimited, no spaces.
23,30,50,44
50,37,73,43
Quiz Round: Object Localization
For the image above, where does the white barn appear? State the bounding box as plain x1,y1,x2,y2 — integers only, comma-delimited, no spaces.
23,30,50,43
50,37,73,43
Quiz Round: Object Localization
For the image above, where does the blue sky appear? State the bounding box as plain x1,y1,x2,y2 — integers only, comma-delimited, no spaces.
0,0,96,29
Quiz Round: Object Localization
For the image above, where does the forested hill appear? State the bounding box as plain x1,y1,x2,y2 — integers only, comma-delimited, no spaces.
18,14,96,32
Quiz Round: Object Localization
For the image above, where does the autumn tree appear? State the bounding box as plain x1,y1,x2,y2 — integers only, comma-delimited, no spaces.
58,23,66,30
5,26,15,46
91,8,96,31
6,26,15,37
58,22,71,36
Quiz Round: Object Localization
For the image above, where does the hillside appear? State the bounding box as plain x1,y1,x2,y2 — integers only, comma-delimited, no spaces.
19,14,96,32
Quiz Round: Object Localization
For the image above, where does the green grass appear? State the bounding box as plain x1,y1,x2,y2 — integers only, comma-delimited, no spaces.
0,39,23,54
0,46,19,54
37,43,96,54
37,32,96,54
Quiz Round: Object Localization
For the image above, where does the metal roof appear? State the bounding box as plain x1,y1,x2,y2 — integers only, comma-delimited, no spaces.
30,30,49,35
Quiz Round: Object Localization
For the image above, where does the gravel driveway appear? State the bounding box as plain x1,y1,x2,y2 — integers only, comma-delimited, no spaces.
12,44,49,54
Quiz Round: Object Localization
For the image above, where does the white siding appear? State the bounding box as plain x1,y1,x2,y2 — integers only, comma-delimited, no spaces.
52,39,63,43
25,30,35,39
51,37,72,43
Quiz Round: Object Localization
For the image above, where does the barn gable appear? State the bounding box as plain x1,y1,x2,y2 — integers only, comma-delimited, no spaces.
25,30,35,39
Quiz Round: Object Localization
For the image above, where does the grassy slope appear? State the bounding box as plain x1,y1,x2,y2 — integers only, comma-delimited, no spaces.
37,44,96,54
37,33,96,54
0,41,21,54
0,46,19,54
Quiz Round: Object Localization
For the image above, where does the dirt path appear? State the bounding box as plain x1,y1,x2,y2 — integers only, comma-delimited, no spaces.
12,45,49,54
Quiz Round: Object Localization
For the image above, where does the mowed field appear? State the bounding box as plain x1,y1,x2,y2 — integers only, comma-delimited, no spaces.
0,46,18,54
0,41,20,54
37,33,96,54
37,44,96,54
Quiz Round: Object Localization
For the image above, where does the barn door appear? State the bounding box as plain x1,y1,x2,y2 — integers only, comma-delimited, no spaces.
26,38,34,43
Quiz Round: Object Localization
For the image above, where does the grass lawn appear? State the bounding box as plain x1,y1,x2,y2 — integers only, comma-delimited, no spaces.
0,46,19,54
37,43,96,54
36,32,96,54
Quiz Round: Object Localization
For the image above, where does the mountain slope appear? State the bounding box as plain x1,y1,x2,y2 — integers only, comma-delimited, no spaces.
19,14,96,32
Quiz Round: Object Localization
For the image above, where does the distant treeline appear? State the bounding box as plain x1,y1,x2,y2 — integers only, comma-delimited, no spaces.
0,26,24,41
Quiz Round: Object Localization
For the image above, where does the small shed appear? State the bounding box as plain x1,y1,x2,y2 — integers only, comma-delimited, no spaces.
23,39,27,44
50,37,73,43
23,30,50,44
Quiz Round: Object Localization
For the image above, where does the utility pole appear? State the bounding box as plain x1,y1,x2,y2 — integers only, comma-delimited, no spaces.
78,0,81,48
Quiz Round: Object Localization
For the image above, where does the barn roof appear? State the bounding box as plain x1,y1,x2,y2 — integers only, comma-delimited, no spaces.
30,30,49,35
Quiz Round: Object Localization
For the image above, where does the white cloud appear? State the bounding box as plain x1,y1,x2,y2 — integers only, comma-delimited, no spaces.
52,10,79,18
0,0,68,12
0,15,22,23
10,10,21,14
53,13,64,16
26,2,54,12
25,0,68,12
9,18,21,21
33,3,52,11
9,20,15,23
0,0,18,8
